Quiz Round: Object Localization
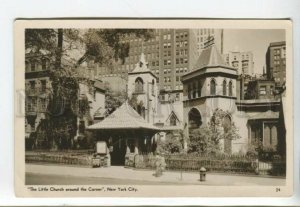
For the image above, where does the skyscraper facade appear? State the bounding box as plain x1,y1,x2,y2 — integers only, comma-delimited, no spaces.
195,29,224,56
223,51,254,75
266,41,286,87
96,29,198,91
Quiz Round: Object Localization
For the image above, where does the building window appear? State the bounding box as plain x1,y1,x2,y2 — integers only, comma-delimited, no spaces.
192,82,197,98
41,80,46,93
176,93,180,101
29,81,35,90
170,114,177,126
188,84,192,99
40,98,47,111
31,60,36,71
151,79,155,95
229,81,233,96
223,80,227,96
25,61,29,72
210,79,216,96
198,81,201,97
135,77,144,93
41,59,47,70
259,86,267,95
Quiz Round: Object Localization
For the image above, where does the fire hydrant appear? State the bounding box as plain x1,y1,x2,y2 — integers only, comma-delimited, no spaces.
199,167,207,181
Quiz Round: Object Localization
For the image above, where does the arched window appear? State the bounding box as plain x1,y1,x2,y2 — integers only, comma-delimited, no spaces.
170,114,177,126
188,108,202,129
141,107,146,119
188,84,192,99
210,79,216,95
151,79,155,95
135,77,144,93
223,80,227,96
192,82,197,98
197,81,202,97
229,81,233,96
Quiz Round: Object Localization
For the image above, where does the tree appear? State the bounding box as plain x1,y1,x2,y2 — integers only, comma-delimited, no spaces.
26,29,153,150
157,133,183,154
188,108,241,155
104,83,127,114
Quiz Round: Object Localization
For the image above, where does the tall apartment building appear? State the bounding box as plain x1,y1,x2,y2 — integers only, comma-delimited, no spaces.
195,29,224,56
96,29,198,91
266,41,286,87
25,50,52,144
223,51,254,75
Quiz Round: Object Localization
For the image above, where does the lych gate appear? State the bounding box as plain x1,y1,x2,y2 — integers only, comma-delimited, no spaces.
87,102,160,166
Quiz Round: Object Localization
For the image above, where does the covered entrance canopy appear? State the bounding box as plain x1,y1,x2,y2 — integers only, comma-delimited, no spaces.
87,102,160,165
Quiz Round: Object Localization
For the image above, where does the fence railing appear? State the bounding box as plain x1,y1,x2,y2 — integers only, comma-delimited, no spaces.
25,151,93,166
129,154,286,176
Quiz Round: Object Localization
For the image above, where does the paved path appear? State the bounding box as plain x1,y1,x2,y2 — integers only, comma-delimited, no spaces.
26,163,286,186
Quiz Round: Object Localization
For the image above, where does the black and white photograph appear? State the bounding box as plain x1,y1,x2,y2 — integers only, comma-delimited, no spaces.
14,19,293,197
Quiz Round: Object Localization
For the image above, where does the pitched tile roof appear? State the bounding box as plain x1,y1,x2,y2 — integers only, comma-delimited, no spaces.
193,44,228,69
87,102,159,131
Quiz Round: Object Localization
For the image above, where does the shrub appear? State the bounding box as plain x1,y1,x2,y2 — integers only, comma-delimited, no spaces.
156,132,183,154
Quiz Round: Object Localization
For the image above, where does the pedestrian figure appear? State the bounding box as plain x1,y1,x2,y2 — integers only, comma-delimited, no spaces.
154,153,166,177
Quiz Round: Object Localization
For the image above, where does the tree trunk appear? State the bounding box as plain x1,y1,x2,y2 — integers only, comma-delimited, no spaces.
55,29,63,69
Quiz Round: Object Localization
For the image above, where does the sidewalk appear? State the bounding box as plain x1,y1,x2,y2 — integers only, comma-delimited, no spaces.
26,163,286,186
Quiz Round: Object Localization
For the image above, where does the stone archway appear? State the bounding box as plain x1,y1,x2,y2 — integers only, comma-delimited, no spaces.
188,108,202,130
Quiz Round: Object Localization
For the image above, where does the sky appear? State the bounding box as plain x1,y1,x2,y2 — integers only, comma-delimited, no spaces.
223,29,285,74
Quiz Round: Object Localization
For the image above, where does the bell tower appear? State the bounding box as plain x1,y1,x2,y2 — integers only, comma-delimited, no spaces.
127,53,158,123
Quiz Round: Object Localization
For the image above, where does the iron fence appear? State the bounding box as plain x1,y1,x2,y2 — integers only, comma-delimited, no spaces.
131,154,286,176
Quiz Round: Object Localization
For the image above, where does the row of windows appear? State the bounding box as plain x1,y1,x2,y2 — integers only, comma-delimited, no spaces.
26,97,48,112
176,49,188,56
176,58,188,64
163,50,171,57
176,41,188,48
127,53,159,62
187,79,233,99
163,34,171,40
273,60,282,65
175,32,188,39
26,80,48,93
160,93,181,102
197,29,215,36
175,67,188,73
163,43,172,49
25,59,50,72
163,59,172,66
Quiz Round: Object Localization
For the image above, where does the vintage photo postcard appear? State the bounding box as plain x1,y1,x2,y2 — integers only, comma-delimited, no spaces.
14,19,293,197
